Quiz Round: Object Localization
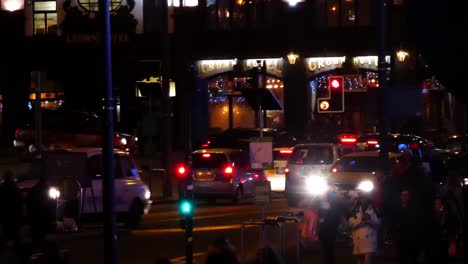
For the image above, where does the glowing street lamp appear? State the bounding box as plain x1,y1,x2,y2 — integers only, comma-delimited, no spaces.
396,50,409,62
1,0,24,12
287,51,299,64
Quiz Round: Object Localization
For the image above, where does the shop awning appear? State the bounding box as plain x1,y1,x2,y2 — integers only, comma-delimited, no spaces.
237,88,283,111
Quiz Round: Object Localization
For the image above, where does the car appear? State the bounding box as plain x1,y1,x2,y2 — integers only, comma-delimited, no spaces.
203,128,297,192
327,151,401,198
284,142,361,207
16,147,151,227
356,133,432,154
190,148,261,204
13,109,139,160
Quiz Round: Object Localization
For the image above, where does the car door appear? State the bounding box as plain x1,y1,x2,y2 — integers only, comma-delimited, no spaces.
83,154,103,214
230,150,256,195
114,154,141,213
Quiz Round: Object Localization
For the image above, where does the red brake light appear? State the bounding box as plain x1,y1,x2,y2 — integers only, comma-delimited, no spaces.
15,129,21,135
176,164,189,179
332,168,338,173
367,139,378,145
201,140,211,148
338,134,357,144
202,153,211,158
284,168,289,173
224,166,233,174
223,165,234,178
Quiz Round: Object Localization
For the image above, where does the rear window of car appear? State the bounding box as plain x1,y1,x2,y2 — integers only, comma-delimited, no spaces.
333,156,394,173
290,146,333,165
192,153,228,168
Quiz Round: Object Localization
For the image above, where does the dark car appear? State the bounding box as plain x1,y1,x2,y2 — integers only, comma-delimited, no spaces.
356,133,433,154
13,109,139,159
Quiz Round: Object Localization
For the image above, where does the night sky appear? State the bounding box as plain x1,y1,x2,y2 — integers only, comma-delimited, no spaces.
406,0,468,103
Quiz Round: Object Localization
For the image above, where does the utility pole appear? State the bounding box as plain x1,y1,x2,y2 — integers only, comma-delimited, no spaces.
378,0,390,159
99,0,116,262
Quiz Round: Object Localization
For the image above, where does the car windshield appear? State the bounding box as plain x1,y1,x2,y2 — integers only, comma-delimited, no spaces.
290,146,333,165
192,153,228,168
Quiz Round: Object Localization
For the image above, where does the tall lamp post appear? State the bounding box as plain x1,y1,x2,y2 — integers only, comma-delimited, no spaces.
378,0,390,159
98,0,116,262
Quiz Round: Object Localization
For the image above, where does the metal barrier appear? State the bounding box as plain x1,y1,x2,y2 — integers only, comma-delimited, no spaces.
240,211,303,264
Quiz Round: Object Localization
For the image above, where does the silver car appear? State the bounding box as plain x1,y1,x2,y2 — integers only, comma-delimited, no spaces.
191,148,259,204
285,143,360,207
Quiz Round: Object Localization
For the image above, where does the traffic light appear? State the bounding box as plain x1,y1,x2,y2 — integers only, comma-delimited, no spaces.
317,76,345,113
179,199,193,216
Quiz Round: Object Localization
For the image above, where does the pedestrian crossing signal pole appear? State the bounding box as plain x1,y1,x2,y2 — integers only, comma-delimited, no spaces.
179,196,194,264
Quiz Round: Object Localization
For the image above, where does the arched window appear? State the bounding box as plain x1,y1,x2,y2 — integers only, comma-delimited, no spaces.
78,0,121,12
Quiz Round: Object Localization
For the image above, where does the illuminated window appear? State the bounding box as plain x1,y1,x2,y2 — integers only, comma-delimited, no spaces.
33,1,57,35
78,0,121,12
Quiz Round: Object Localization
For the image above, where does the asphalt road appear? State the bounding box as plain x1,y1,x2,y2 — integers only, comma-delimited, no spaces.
0,194,400,264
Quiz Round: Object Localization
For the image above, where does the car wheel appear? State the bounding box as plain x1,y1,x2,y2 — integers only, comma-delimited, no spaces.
126,199,144,228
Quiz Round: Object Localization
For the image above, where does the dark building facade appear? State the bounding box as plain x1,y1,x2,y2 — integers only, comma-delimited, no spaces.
0,0,465,150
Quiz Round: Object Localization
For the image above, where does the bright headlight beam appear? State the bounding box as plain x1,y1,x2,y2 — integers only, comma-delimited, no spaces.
48,187,60,199
357,180,374,192
305,176,328,195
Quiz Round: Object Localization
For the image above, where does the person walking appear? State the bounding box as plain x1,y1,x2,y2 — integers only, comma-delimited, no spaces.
317,191,347,264
0,170,23,246
348,193,380,264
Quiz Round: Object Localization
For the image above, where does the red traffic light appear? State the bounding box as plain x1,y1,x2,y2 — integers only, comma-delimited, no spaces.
329,76,343,90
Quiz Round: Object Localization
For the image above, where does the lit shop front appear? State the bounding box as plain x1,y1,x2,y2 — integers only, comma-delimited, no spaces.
197,58,285,134
196,54,439,139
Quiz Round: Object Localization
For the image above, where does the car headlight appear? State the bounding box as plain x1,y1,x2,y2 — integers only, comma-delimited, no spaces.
134,137,138,142
463,178,468,186
305,176,329,196
120,138,128,145
48,187,61,199
144,189,151,200
357,180,374,192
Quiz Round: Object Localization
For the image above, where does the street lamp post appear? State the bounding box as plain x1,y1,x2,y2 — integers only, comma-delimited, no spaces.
378,0,390,159
98,0,117,262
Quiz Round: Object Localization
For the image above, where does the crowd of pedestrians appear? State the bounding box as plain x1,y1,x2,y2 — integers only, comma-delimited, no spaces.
0,168,67,264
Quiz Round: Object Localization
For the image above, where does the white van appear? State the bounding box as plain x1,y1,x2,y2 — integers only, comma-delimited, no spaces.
17,147,151,227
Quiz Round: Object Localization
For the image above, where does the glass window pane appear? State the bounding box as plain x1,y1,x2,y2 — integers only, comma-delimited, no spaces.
34,1,56,11
34,13,46,35
46,13,57,28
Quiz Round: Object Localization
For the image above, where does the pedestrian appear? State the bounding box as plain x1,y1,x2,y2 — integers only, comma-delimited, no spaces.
348,193,380,264
205,235,239,264
249,244,283,264
26,167,56,249
0,169,23,246
394,190,425,264
317,191,347,264
427,196,449,264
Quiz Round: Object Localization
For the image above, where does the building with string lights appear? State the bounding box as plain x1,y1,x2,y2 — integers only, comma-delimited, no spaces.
0,0,465,150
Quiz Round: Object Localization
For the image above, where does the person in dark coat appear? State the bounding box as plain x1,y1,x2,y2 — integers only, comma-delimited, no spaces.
26,171,56,249
317,191,347,264
0,169,23,245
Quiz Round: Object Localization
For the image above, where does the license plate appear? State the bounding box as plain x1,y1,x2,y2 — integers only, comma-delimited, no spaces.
264,169,276,175
195,172,214,180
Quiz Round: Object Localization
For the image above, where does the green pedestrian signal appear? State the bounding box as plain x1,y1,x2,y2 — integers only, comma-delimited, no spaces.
179,200,193,216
